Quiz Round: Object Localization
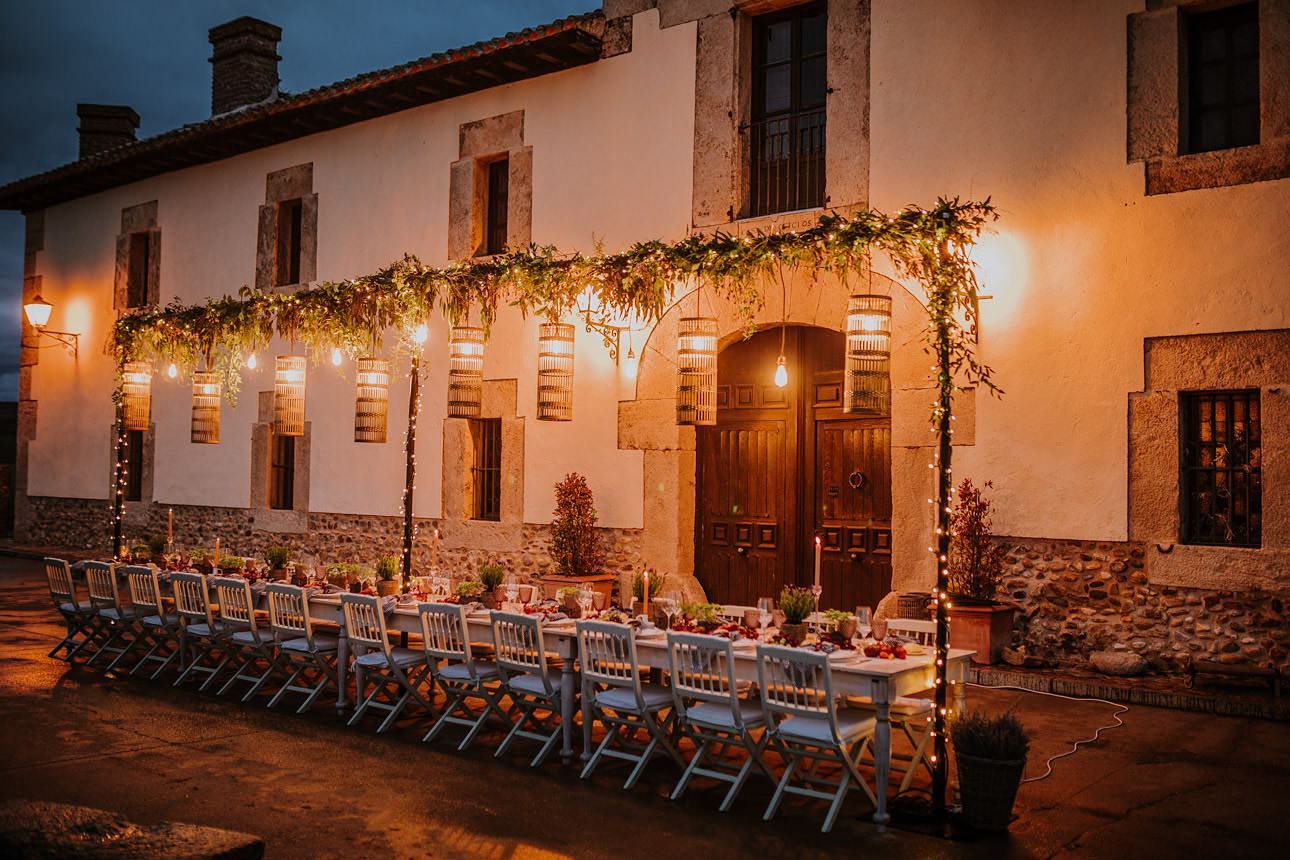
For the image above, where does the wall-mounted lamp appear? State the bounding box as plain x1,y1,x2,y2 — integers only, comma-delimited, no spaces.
23,295,79,357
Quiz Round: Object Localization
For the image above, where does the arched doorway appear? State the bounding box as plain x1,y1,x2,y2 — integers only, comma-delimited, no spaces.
695,325,893,609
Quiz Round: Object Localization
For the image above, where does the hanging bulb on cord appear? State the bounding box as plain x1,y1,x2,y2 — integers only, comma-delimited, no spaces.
330,347,343,366
774,355,788,388
413,323,429,344
246,353,258,370
166,363,178,379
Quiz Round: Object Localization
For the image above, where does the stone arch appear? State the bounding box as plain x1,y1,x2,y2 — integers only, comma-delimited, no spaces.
618,268,950,599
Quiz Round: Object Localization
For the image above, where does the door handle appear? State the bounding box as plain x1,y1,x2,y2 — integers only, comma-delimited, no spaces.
736,546,748,556
849,551,862,561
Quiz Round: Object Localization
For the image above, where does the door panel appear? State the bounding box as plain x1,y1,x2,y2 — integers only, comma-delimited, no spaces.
816,420,892,610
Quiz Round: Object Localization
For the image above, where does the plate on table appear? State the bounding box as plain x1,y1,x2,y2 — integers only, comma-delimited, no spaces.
635,626,666,639
827,649,859,663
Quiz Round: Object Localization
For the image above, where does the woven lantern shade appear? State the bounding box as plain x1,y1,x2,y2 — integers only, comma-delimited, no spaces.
448,326,485,418
536,322,574,421
190,371,221,444
844,294,892,415
354,357,390,443
273,355,307,436
676,316,718,426
121,361,152,431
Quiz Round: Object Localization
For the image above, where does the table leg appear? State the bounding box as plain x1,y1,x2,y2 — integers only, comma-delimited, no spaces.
872,679,892,830
581,680,593,762
559,638,576,763
336,627,349,711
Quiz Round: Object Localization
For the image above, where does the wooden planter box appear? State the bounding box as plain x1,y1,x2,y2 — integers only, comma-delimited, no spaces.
542,573,615,609
948,602,1016,665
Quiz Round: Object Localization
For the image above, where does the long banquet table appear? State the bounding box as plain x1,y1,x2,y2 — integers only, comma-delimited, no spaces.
304,595,972,827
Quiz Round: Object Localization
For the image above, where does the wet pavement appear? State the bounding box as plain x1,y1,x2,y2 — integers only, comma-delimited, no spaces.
2,556,1286,859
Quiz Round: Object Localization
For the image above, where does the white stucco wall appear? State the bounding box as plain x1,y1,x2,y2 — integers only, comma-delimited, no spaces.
26,9,694,529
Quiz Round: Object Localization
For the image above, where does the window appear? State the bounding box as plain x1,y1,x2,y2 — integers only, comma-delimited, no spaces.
126,232,151,308
275,198,303,286
748,1,827,217
269,431,295,510
471,418,502,521
484,157,509,256
124,429,144,502
1180,390,1261,547
1185,3,1259,154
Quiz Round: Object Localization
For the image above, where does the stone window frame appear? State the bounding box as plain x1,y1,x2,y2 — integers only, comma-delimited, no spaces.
1127,0,1290,195
114,200,160,310
255,163,318,290
685,0,870,231
448,111,532,260
440,379,526,552
249,390,311,533
1128,329,1289,591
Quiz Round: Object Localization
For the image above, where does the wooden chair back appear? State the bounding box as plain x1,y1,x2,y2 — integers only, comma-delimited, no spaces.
491,611,551,693
576,620,641,694
266,583,316,644
84,562,120,613
211,576,258,635
886,618,936,645
44,557,75,605
123,565,163,617
171,572,214,627
418,602,472,663
667,631,742,721
756,643,835,724
340,593,390,654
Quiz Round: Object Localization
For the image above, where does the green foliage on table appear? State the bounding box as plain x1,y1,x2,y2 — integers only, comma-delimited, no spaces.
188,548,207,563
129,543,151,561
264,546,291,570
477,563,505,590
216,556,244,571
455,580,485,599
680,602,722,625
376,555,400,581
147,535,166,555
950,711,1030,761
555,585,581,602
631,570,666,601
778,586,817,624
823,609,854,626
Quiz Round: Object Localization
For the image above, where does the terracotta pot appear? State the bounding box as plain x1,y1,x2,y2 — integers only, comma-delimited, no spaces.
780,622,808,646
948,601,1016,665
480,589,498,610
271,567,289,582
376,579,400,597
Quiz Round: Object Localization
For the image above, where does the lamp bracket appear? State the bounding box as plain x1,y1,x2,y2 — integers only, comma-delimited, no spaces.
34,329,79,358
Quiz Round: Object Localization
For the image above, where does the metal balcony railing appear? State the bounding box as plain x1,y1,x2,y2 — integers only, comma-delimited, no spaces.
745,108,826,218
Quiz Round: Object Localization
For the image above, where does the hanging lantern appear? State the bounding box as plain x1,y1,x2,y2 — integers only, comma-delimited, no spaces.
676,317,718,426
536,322,574,421
273,355,306,436
121,361,152,431
844,294,892,415
354,357,390,443
190,371,221,444
448,326,485,418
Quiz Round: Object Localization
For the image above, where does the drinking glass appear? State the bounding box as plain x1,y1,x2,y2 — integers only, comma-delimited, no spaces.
756,596,774,631
504,575,520,606
856,605,873,635
871,618,888,642
660,590,681,630
576,586,594,618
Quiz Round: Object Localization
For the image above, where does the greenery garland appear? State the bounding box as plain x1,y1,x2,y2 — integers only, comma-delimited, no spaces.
109,197,999,402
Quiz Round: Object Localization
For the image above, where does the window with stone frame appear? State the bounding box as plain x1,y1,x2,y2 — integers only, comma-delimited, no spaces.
470,418,502,521
483,157,509,256
124,429,145,502
1180,390,1262,548
1183,2,1260,155
268,431,295,510
274,197,303,287
125,232,152,308
746,1,828,218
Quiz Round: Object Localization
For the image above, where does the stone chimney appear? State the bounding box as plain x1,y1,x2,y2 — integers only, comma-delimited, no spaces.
208,16,282,115
76,104,140,158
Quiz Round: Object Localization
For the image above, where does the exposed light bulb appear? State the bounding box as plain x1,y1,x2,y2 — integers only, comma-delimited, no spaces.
246,353,258,370
330,347,343,366
773,355,788,388
413,323,429,344
167,363,178,379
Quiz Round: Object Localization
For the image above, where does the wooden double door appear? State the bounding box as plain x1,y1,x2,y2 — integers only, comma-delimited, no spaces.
696,326,892,610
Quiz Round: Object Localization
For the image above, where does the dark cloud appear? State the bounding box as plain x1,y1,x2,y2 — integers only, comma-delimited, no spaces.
0,0,593,400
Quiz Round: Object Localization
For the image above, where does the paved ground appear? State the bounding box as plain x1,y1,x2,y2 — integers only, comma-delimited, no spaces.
2,556,1286,859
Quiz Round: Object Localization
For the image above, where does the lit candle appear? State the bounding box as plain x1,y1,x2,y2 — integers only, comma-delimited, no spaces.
642,569,650,619
814,535,822,591
167,508,173,542
213,537,220,573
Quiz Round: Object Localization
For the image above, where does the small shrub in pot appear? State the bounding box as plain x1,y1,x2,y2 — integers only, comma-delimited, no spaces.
951,710,1030,831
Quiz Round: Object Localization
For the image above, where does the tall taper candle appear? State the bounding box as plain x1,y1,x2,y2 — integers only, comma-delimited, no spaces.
167,508,173,542
813,535,822,591
214,537,220,573
642,569,650,619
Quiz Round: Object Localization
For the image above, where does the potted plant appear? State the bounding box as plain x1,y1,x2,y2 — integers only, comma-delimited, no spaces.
630,570,667,622
947,479,1015,665
679,602,722,633
147,535,167,566
556,585,582,617
951,710,1030,831
215,555,243,575
129,543,151,564
375,555,401,597
544,473,613,608
778,586,816,646
455,580,485,605
188,547,210,575
264,546,292,581
478,563,505,609
823,609,858,640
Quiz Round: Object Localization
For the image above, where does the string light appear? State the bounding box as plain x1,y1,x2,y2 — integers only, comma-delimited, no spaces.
413,322,429,344
330,347,343,366
167,362,178,379
246,353,257,369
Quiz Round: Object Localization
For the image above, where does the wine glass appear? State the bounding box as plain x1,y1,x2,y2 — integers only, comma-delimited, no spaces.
659,590,680,630
576,586,594,618
504,575,520,608
756,596,774,631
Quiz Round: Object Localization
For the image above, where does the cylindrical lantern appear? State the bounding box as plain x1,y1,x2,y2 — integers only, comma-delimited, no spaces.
273,355,307,436
844,294,892,415
536,322,574,422
448,326,485,418
354,357,390,443
676,317,718,426
190,371,221,444
121,361,152,431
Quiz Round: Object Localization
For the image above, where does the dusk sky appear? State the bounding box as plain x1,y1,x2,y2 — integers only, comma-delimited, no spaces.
0,0,591,400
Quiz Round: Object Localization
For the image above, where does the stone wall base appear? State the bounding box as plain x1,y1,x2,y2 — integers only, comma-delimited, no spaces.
1000,537,1288,675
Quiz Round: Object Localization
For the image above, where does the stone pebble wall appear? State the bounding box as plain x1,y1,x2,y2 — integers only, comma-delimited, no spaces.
999,537,1289,674
22,496,646,599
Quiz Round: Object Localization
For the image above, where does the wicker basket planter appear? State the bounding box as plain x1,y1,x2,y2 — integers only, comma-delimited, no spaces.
896,591,932,620
955,751,1025,831
376,580,400,597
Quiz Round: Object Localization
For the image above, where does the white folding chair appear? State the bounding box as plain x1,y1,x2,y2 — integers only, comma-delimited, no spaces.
419,603,506,750
886,618,936,644
756,644,877,833
717,605,757,624
210,576,277,700
43,558,95,661
171,572,228,690
84,561,135,670
341,594,433,733
266,584,339,713
576,619,683,790
491,611,567,767
667,631,773,811
853,617,935,793
122,565,182,679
